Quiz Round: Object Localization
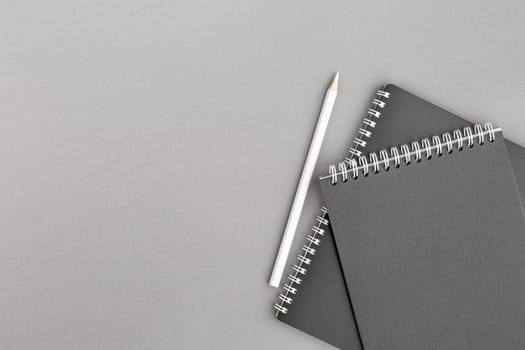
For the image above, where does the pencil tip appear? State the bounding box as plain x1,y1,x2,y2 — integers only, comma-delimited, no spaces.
329,72,339,91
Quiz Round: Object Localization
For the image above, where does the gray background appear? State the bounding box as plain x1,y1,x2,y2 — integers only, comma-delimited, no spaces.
1,1,525,349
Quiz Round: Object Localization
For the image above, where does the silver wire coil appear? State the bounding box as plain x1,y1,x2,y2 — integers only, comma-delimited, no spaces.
328,123,497,185
347,89,391,158
274,206,329,316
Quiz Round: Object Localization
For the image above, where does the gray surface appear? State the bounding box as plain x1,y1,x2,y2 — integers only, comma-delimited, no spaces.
2,1,525,349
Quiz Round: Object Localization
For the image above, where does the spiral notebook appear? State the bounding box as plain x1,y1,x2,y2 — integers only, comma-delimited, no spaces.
274,85,525,350
320,125,525,349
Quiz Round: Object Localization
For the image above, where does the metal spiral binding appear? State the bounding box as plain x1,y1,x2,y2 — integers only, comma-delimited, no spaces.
325,123,498,184
274,88,391,317
346,89,391,159
274,206,329,316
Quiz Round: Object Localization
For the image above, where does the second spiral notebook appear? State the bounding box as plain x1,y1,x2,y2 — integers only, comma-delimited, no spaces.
320,126,525,349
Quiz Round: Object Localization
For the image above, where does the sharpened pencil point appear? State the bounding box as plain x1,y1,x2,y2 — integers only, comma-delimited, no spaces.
329,72,339,92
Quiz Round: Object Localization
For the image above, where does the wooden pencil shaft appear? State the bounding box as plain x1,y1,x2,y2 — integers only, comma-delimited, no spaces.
269,74,338,288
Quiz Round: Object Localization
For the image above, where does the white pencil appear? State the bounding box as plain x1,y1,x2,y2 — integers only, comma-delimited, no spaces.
269,73,339,288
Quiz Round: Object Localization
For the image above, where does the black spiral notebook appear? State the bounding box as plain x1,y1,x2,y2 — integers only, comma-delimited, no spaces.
274,85,525,349
321,126,525,349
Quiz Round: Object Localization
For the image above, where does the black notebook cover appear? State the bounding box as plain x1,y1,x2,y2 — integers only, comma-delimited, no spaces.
275,85,525,350
321,128,525,349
